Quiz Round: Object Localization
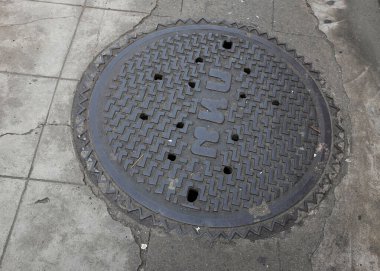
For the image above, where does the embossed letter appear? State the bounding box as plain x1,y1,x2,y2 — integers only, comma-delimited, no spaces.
205,68,231,92
198,98,227,124
191,127,219,158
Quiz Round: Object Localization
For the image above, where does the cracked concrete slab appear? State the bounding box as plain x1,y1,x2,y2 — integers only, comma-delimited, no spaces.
0,74,56,135
0,1,81,76
0,181,141,271
61,9,145,80
86,0,156,13
0,73,55,177
181,0,273,29
30,125,83,184
152,0,181,17
31,0,86,6
273,0,322,37
0,127,41,177
0,178,25,258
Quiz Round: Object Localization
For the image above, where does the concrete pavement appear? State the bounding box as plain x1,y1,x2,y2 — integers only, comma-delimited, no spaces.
0,0,379,270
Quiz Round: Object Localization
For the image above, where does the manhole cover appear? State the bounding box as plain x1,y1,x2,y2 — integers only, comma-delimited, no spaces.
73,20,345,238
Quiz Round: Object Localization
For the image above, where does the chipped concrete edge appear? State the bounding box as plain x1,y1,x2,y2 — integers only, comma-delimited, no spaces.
304,0,354,268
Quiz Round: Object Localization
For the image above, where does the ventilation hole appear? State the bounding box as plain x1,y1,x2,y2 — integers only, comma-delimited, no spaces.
243,68,251,74
326,0,334,5
187,188,198,202
167,153,176,161
176,122,184,128
272,100,280,106
154,73,163,80
324,19,332,24
195,57,203,63
139,113,148,120
223,166,232,174
188,82,196,88
239,93,247,99
231,134,239,141
222,40,233,49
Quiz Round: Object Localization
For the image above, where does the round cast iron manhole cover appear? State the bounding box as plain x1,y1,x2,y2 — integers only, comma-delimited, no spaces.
73,20,345,238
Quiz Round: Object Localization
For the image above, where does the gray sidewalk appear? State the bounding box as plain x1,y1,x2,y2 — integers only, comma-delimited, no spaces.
0,0,379,270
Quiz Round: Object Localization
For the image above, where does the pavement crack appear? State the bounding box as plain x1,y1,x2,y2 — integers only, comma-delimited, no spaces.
123,0,159,37
304,0,349,107
343,66,369,85
0,123,73,139
309,217,327,270
138,229,151,271
309,192,337,270
34,197,50,204
81,171,86,184
273,30,320,38
46,123,73,129
303,0,323,35
0,16,76,28
93,10,106,50
276,239,283,271
130,227,151,271
0,123,43,138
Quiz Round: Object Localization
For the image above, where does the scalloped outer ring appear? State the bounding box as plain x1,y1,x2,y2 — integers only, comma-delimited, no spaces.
71,19,347,240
